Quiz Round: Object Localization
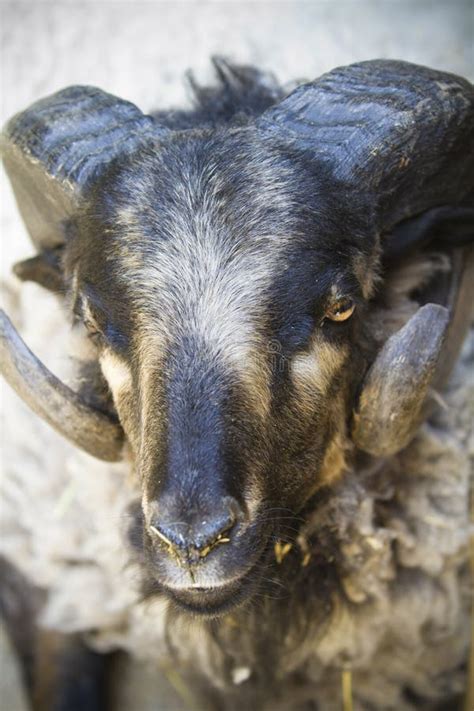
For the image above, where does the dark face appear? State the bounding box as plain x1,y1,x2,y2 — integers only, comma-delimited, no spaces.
66,128,378,616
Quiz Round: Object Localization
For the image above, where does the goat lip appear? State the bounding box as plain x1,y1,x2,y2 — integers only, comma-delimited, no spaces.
164,544,271,618
168,578,251,617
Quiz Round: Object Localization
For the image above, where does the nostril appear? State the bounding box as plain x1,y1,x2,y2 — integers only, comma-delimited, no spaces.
195,511,235,552
150,505,238,559
149,522,187,552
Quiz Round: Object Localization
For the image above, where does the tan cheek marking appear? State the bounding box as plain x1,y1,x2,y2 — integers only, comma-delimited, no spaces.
237,344,272,424
136,351,168,504
291,340,348,398
100,350,132,400
319,430,352,486
242,477,265,521
99,351,143,463
292,337,351,484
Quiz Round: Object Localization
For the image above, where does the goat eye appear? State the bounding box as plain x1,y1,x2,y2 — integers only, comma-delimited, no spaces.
325,298,355,323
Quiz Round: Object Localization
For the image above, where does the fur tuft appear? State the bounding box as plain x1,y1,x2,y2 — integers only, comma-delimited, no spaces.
152,57,285,129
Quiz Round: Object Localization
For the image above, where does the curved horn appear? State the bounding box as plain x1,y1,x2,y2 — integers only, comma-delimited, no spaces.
351,304,450,457
258,60,474,232
1,85,166,251
0,310,124,461
352,243,474,456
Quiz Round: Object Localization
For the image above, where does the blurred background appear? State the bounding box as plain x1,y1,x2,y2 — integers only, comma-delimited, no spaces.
1,1,473,709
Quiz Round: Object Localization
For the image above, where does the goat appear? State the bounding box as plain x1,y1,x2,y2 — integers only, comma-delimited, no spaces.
1,58,473,711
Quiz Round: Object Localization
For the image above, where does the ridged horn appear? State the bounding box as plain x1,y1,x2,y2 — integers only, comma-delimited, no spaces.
1,85,166,251
258,60,474,232
0,310,124,461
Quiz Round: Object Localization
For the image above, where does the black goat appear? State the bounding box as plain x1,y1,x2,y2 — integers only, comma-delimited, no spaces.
1,59,473,710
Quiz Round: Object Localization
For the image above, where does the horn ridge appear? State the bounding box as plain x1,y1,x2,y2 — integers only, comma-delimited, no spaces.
258,60,474,232
1,85,169,251
4,86,161,188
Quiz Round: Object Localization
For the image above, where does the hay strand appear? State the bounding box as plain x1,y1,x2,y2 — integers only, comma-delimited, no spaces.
341,668,353,711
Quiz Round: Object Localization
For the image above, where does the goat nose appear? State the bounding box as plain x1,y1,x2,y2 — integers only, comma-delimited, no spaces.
150,507,237,561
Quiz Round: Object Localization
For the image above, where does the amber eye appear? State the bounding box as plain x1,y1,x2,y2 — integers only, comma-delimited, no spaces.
325,298,355,322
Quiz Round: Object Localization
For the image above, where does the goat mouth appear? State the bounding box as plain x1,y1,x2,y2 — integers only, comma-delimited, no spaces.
168,578,252,617
165,545,271,618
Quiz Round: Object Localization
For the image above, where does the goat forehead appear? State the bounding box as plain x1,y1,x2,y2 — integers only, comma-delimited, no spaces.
77,134,372,363
109,167,298,351
123,232,285,386
120,230,356,334
83,223,357,363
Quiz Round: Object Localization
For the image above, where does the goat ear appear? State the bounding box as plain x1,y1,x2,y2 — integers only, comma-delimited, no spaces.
351,304,449,457
1,86,167,252
384,205,474,261
258,60,474,235
13,249,64,293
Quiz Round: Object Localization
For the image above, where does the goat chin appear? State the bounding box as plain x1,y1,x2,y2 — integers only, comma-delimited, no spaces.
1,247,472,709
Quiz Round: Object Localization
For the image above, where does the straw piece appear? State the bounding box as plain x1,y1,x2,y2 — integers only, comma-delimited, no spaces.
342,669,353,711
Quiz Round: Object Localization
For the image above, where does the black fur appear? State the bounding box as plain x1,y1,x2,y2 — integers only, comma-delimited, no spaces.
152,56,286,129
